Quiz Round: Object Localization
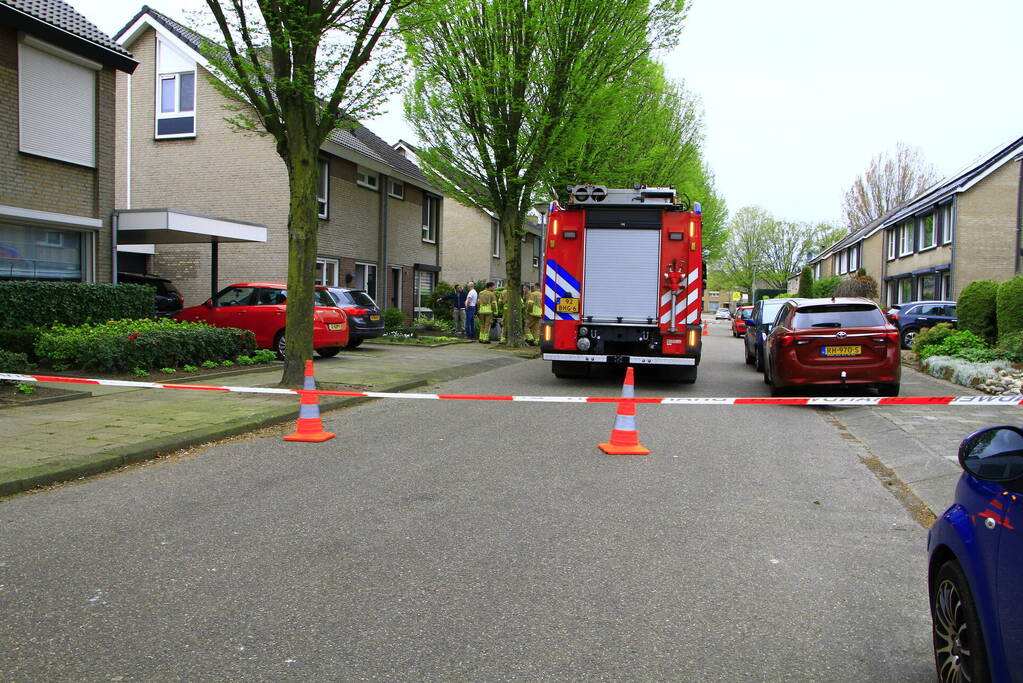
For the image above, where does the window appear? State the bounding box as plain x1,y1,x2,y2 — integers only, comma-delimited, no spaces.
849,246,859,272
900,221,914,256
532,236,541,268
900,278,913,303
812,262,821,279
919,273,936,300
155,38,196,138
354,263,377,298
941,203,954,244
19,39,98,166
708,291,720,298
415,270,436,310
0,222,90,281
356,166,378,190
791,303,885,328
214,286,256,306
388,180,404,200
887,229,897,260
317,159,329,219
887,281,898,306
491,220,501,258
390,266,402,309
422,195,440,243
941,272,951,299
920,214,935,249
315,257,339,286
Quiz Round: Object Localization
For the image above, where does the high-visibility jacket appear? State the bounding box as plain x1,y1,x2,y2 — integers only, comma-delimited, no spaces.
527,290,543,317
478,289,497,315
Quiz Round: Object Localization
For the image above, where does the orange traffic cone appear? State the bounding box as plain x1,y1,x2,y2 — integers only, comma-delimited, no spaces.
702,320,709,336
599,366,650,455
284,359,335,442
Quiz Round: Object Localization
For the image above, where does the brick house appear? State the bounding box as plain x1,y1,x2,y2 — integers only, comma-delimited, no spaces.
112,7,444,319
0,0,136,283
789,212,889,294
393,140,543,289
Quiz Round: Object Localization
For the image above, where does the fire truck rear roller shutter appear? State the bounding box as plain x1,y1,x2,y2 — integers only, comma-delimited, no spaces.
583,228,661,323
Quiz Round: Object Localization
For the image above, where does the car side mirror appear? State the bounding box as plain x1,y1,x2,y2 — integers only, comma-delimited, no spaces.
203,299,213,308
959,426,1023,493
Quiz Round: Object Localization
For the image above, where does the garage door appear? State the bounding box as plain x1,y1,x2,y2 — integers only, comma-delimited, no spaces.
583,228,660,323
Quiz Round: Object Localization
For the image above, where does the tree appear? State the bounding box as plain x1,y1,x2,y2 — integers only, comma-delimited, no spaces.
403,0,688,345
842,143,939,230
197,0,419,386
797,266,813,298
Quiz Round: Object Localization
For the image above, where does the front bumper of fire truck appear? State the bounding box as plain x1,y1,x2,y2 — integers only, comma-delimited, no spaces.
542,353,696,366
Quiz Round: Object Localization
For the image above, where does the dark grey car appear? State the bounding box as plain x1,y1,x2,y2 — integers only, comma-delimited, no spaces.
326,287,384,348
743,298,793,372
885,300,957,349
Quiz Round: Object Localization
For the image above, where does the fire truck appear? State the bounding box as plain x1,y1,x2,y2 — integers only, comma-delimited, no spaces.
540,184,705,382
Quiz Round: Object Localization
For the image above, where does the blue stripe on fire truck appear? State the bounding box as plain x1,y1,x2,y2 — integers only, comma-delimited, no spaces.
544,260,580,321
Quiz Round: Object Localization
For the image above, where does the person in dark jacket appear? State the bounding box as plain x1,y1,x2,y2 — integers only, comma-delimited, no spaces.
436,283,467,336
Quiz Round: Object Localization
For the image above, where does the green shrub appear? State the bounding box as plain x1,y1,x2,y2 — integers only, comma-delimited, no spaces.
0,348,34,373
916,329,988,361
996,275,1023,339
383,307,405,330
159,367,176,374
833,275,879,300
201,360,219,368
432,281,455,321
997,330,1023,362
252,349,277,363
0,327,42,359
34,319,255,373
0,281,154,328
183,364,198,372
797,267,813,298
235,355,255,366
958,280,998,344
912,323,957,355
812,276,842,298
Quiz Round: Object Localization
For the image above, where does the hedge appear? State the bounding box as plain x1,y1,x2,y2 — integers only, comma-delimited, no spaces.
35,319,255,373
957,280,998,344
996,275,1023,339
0,281,155,328
0,328,42,359
812,276,841,298
797,267,813,298
833,275,878,300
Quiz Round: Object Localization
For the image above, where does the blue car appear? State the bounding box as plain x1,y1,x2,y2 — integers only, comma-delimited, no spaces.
743,298,792,372
928,426,1023,682
886,300,957,349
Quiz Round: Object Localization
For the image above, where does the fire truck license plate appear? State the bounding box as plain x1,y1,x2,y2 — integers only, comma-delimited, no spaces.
821,345,860,357
556,298,579,313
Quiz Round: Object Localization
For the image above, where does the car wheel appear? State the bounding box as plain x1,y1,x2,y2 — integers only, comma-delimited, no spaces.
273,331,286,360
316,347,342,358
769,375,786,397
344,337,364,349
877,383,900,397
901,327,919,349
744,344,754,365
932,560,990,683
755,348,764,372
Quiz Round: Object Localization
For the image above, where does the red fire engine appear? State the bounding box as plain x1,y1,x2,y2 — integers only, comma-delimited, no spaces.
540,184,705,382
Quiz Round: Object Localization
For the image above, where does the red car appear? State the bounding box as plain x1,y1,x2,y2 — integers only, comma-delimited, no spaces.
175,282,348,358
763,297,900,396
731,305,753,337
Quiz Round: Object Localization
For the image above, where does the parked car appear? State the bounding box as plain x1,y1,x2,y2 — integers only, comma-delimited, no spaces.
175,282,348,358
715,307,732,320
731,305,753,337
118,272,184,317
886,300,957,349
763,297,900,396
325,287,384,348
928,425,1023,682
744,298,792,372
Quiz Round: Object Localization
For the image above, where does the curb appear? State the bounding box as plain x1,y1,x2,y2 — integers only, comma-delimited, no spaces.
0,355,526,498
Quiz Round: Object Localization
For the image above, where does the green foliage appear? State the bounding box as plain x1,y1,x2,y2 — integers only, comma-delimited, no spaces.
221,360,234,367
912,323,957,354
812,276,842,298
201,360,219,369
432,281,455,321
958,280,998,344
0,349,34,373
797,267,814,298
183,364,198,372
833,275,879,300
235,355,255,366
996,276,1023,339
34,319,255,373
996,330,1023,363
0,327,42,359
252,349,277,363
916,329,988,362
160,367,176,374
0,281,154,328
16,383,36,395
383,308,405,330
132,367,149,377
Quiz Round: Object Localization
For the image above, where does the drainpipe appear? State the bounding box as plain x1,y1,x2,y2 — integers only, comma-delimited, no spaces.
111,212,118,284
1015,158,1023,274
378,172,389,307
125,73,131,210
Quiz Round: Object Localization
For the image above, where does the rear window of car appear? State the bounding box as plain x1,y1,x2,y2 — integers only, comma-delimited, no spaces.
346,290,376,307
791,304,886,328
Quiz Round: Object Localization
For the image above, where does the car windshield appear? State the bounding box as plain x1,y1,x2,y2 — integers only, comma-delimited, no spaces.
791,304,886,328
761,301,786,324
740,309,752,319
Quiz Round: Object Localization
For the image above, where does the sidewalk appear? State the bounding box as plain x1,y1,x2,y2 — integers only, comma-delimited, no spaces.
0,343,534,497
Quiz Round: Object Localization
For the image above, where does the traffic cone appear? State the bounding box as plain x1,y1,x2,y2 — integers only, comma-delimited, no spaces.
284,360,335,442
599,366,649,455
702,320,709,336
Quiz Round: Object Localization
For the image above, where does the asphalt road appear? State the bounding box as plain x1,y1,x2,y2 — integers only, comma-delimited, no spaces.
0,322,934,681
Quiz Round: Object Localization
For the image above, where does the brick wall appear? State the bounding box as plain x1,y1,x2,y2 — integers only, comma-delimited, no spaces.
440,200,490,285
954,160,1022,295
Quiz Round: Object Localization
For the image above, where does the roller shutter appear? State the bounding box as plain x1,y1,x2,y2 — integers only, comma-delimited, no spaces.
583,229,660,322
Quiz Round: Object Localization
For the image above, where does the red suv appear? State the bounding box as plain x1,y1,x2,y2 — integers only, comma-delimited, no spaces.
763,297,900,396
731,305,753,337
175,282,348,358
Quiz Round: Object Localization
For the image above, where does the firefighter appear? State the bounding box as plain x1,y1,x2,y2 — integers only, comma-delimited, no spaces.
498,286,512,343
477,282,497,344
525,283,543,345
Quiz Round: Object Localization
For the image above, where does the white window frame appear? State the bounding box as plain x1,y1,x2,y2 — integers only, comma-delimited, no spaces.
355,262,377,298
887,229,897,260
849,247,859,272
154,38,196,140
316,159,329,219
708,291,720,298
491,220,501,258
388,179,404,200
900,222,914,256
532,236,541,268
920,214,936,250
356,166,379,191
389,265,402,310
941,203,954,245
812,262,821,279
414,270,436,314
315,256,339,286
422,195,439,243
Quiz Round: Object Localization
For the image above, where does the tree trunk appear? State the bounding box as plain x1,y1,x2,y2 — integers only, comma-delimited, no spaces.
501,205,525,346
280,143,320,388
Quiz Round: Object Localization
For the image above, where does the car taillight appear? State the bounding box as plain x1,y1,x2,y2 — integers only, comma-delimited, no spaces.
778,334,796,348
887,313,898,321
343,307,369,316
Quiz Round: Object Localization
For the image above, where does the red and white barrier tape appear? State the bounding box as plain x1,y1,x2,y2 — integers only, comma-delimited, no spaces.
2,373,1021,406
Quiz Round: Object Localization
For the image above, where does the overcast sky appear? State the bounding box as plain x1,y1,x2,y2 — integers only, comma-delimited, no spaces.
75,0,1023,226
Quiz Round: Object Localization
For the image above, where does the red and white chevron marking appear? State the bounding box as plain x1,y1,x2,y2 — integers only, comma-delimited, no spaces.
3,373,1020,406
658,268,701,328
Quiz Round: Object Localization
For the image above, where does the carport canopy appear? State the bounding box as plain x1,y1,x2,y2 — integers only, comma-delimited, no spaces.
114,209,267,299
